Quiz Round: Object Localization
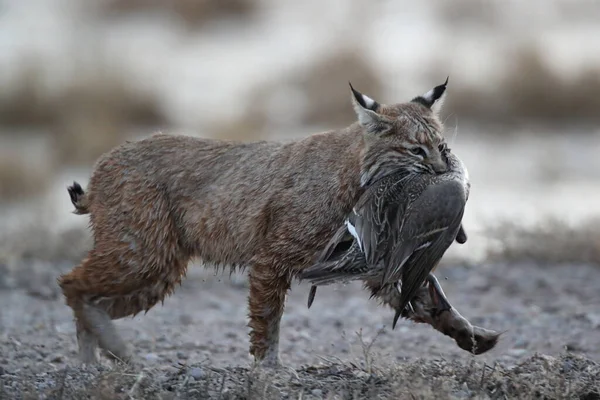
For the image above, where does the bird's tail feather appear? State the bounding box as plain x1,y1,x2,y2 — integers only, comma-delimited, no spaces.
299,249,366,287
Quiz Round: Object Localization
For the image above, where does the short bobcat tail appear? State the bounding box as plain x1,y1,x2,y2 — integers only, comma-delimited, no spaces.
67,181,90,215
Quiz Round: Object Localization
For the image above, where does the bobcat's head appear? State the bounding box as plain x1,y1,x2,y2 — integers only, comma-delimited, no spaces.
350,79,451,186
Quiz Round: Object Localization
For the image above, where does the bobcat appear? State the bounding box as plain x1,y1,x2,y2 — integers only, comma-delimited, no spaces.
58,79,485,367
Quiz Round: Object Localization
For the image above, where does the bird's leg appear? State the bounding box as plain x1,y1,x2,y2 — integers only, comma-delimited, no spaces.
426,273,452,313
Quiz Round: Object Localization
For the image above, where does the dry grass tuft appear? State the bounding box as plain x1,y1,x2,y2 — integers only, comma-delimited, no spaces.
100,0,258,29
486,218,600,266
443,45,600,126
1,354,598,399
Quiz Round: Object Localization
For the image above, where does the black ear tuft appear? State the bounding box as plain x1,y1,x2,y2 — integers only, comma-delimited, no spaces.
412,76,449,108
349,82,379,111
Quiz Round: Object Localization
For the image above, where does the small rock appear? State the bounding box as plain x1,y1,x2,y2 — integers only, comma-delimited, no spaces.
508,348,527,357
179,314,193,326
311,388,323,397
190,367,205,380
584,313,600,329
397,326,410,334
145,353,159,362
513,339,529,349
49,354,63,363
565,342,584,353
352,370,369,379
176,351,188,360
225,331,237,339
562,359,574,373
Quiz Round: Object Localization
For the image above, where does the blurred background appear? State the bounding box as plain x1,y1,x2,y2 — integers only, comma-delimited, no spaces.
1,0,599,265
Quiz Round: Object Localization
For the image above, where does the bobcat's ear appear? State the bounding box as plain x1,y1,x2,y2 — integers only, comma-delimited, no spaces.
349,82,387,130
411,76,449,115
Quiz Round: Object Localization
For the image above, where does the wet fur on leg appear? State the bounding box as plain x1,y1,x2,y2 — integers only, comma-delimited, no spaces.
247,265,291,367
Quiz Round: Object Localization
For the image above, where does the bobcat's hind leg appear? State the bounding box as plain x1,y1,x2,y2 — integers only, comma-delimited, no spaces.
248,264,291,368
61,274,133,364
75,318,98,364
80,301,132,362
60,249,188,365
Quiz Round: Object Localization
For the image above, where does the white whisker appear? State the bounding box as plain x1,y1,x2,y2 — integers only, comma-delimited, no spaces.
450,115,459,146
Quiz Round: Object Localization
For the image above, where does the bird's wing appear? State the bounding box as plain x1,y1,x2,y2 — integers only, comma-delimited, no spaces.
352,173,415,268
315,223,354,264
381,180,467,292
394,210,464,313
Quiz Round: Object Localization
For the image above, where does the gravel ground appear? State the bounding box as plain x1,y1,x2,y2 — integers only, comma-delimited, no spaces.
1,245,599,398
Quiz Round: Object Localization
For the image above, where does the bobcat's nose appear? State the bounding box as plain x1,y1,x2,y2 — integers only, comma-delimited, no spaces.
431,160,448,174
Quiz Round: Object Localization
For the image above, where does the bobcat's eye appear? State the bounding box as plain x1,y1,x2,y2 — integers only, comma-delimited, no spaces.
410,147,427,158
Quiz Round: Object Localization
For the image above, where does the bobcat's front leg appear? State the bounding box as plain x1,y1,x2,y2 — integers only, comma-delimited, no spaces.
248,264,291,367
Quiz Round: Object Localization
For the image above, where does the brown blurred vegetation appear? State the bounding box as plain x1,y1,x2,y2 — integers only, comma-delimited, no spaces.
0,59,166,202
487,219,600,266
0,59,165,154
1,0,599,203
211,49,383,140
0,154,55,203
442,45,600,126
2,42,599,202
99,0,258,28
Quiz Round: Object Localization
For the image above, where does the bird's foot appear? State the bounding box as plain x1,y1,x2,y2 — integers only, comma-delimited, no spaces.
399,280,501,355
